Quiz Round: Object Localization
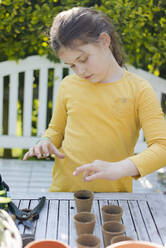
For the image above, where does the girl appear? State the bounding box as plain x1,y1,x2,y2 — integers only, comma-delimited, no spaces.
23,7,166,192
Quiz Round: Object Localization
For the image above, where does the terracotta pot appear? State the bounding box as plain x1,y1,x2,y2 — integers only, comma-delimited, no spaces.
24,240,69,248
106,240,163,248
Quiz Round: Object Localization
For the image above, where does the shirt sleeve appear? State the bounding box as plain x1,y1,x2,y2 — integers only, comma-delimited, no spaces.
42,82,67,148
128,80,166,178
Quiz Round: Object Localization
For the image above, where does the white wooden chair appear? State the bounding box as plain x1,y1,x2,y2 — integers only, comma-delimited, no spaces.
0,55,166,154
0,55,72,149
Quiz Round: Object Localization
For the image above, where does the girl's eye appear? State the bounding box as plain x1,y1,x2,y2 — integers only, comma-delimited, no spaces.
70,56,88,68
80,57,88,63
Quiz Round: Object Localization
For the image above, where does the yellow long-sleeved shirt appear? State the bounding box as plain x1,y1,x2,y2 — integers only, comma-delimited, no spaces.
43,70,166,192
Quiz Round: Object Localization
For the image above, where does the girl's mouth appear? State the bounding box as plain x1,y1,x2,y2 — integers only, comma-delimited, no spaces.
85,74,92,79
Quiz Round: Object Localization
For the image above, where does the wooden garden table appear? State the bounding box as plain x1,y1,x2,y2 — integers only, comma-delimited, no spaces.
11,192,166,248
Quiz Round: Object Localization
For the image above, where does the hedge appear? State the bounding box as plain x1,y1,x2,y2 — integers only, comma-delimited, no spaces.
0,0,166,78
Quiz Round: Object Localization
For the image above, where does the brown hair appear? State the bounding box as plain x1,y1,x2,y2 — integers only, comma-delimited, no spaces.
50,7,124,67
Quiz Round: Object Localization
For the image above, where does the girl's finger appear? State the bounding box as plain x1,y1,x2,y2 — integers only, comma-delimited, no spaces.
50,144,65,159
83,170,92,182
23,147,35,160
41,145,50,158
23,152,30,161
29,147,35,157
35,146,43,159
85,171,103,181
73,163,94,176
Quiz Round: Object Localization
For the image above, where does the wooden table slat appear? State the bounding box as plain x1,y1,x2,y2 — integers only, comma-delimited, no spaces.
118,200,138,240
12,192,158,200
147,197,166,245
12,199,20,207
92,200,104,248
129,201,150,241
138,200,162,245
57,200,69,244
24,200,38,235
46,200,59,239
69,200,77,248
98,199,108,226
18,200,30,234
34,200,48,239
108,200,118,206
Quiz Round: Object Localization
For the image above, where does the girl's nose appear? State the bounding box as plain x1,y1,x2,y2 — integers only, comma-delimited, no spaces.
76,64,86,76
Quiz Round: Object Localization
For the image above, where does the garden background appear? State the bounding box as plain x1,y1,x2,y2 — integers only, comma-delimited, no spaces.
0,0,166,159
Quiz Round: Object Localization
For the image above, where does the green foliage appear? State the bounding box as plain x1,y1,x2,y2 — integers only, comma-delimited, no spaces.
99,0,166,78
0,0,165,77
0,0,100,62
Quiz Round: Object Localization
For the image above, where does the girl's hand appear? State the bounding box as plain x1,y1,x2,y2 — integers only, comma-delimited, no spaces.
73,160,123,182
23,139,65,161
73,159,139,181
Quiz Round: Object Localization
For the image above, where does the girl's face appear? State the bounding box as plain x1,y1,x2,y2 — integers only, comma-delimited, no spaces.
58,34,114,83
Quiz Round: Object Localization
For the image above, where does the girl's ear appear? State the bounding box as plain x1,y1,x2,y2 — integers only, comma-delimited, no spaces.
98,32,111,48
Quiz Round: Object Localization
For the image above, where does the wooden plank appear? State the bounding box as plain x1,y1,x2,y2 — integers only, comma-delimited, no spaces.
155,91,162,103
24,200,38,235
52,65,63,113
23,70,33,136
118,200,138,240
57,200,69,245
0,76,4,135
147,195,166,245
0,135,38,148
8,73,18,135
92,200,104,248
108,200,118,205
12,192,162,201
35,199,49,239
12,199,20,206
99,199,108,227
46,200,59,239
11,199,20,232
69,200,77,248
17,200,30,234
0,55,58,76
37,68,48,136
127,65,166,94
138,200,162,245
128,200,150,241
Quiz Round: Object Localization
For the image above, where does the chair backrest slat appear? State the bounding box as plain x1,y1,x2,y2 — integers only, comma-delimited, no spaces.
52,65,63,112
37,67,48,136
155,91,162,103
8,73,19,136
0,76,3,135
23,70,33,137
